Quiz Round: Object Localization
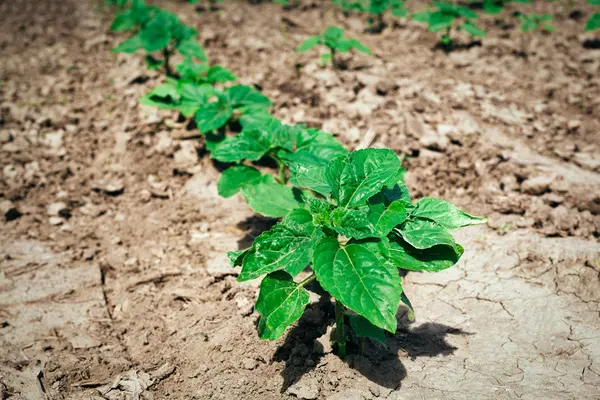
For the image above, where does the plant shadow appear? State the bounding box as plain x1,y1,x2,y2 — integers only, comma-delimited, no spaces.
236,215,278,249
275,293,472,393
434,40,482,53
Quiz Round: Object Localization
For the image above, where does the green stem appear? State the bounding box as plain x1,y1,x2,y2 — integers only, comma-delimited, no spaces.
163,48,173,77
298,273,315,287
331,47,337,68
274,157,286,184
335,300,346,358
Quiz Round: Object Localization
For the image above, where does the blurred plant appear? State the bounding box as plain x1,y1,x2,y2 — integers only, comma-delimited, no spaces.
296,26,373,67
586,0,600,31
481,0,530,15
413,2,485,48
111,2,207,75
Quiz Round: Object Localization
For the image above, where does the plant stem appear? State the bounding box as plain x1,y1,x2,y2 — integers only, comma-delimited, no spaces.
277,159,286,184
298,274,315,287
331,47,336,68
164,48,173,77
335,300,346,358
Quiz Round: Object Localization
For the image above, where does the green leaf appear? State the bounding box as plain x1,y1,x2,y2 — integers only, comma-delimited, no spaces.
412,11,432,23
139,82,180,109
226,85,272,109
256,271,310,340
176,58,209,82
238,209,321,281
334,149,403,208
112,33,143,53
320,52,333,66
401,291,415,321
211,129,272,163
586,13,600,31
228,249,248,267
454,5,478,19
179,82,213,117
324,26,345,43
387,234,462,272
589,0,600,5
110,11,137,32
428,11,454,32
397,217,457,250
331,206,376,240
313,238,402,332
225,85,272,108
139,15,173,52
206,66,237,83
278,129,348,168
346,38,373,55
239,108,275,130
349,314,386,344
368,199,411,236
306,197,333,228
145,55,164,70
297,35,322,52
460,21,486,37
177,38,208,61
241,175,305,218
217,166,262,198
412,197,487,230
290,164,331,197
194,95,233,133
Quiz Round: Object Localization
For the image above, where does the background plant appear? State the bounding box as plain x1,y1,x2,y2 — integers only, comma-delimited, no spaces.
412,2,486,48
111,2,207,75
586,0,600,31
296,26,372,67
480,0,530,15
231,148,486,355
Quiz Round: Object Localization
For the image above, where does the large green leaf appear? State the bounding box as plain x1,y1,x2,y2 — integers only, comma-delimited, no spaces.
241,175,305,218
368,199,411,236
194,95,233,133
211,129,272,163
313,238,402,332
178,83,213,117
331,207,376,240
256,271,310,340
290,164,331,197
305,197,333,228
217,166,262,198
336,149,403,208
412,197,486,230
239,108,275,130
176,38,208,61
397,217,456,250
349,314,386,344
278,129,348,168
387,234,463,272
238,209,321,281
139,13,173,52
226,85,272,109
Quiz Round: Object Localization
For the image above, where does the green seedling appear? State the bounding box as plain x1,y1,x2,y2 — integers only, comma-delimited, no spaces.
587,0,600,31
297,26,372,67
413,2,485,48
231,148,486,355
480,0,530,15
331,0,368,14
518,13,555,55
112,5,207,76
216,118,348,217
366,0,408,32
141,81,269,135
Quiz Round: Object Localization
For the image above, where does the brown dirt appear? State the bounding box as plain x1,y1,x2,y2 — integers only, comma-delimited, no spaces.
1,0,599,399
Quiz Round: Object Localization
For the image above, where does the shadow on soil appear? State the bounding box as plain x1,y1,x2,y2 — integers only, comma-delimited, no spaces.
274,283,473,392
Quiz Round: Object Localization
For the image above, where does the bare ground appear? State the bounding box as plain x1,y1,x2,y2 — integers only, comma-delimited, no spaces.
1,0,599,399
